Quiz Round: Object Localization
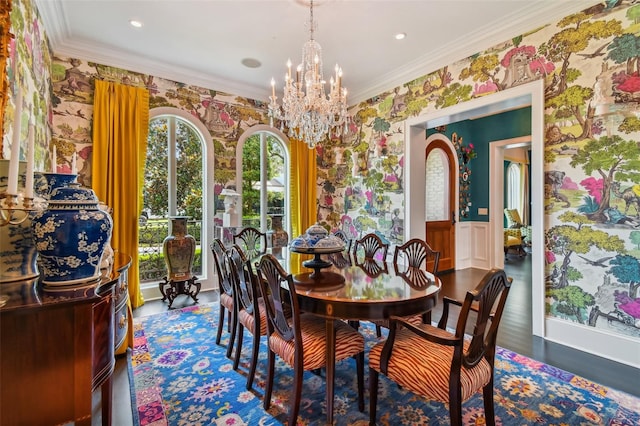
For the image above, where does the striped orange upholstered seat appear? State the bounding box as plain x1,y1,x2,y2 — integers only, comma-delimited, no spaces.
369,324,492,403
227,245,268,390
256,254,365,426
220,292,233,312
369,269,512,426
236,298,267,336
269,313,364,370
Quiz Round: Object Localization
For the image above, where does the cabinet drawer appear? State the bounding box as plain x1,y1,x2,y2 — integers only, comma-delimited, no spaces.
114,301,128,350
115,268,129,308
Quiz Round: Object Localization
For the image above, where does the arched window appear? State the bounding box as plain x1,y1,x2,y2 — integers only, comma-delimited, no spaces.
139,108,214,292
236,126,290,239
425,147,450,221
506,162,521,212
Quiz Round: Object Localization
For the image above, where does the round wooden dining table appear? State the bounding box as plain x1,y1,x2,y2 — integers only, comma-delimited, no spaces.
275,250,441,424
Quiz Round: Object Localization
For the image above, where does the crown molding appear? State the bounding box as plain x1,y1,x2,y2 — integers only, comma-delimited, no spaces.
36,0,591,106
351,1,590,103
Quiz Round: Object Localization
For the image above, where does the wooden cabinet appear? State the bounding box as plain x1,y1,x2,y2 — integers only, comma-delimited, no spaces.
113,255,131,352
0,253,131,426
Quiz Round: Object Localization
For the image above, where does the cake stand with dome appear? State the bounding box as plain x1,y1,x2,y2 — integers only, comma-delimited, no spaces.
289,224,346,289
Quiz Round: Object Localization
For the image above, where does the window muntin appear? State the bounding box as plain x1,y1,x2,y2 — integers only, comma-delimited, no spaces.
425,147,449,221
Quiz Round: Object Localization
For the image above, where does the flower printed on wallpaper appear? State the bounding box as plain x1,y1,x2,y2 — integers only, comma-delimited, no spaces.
2,0,52,172
43,1,640,341
50,57,268,187
314,4,640,341
316,113,405,246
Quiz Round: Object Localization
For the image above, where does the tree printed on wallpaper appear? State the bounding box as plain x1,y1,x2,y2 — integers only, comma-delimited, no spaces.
570,135,640,223
43,2,640,342
588,254,640,330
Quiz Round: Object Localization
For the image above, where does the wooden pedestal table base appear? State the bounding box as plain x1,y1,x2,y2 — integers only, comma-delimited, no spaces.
159,276,201,309
291,248,345,290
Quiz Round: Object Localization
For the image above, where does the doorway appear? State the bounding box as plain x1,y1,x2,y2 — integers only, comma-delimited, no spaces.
425,139,456,272
405,79,544,337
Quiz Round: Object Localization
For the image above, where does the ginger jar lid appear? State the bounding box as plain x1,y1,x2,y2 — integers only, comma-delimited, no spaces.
48,183,100,209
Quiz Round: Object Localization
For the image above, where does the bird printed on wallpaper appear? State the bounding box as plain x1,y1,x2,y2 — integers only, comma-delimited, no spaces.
578,255,613,267
577,43,608,59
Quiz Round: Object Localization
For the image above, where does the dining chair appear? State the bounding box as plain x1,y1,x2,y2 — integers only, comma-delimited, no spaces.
371,239,440,337
233,227,268,260
328,250,353,268
393,238,440,273
256,254,365,425
226,244,267,390
355,258,388,278
369,268,512,426
210,239,236,358
353,232,389,261
332,229,352,253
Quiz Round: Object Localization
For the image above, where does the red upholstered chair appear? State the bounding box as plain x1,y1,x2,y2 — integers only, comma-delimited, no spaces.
369,268,512,426
256,254,365,425
227,245,267,390
233,227,268,260
210,239,236,358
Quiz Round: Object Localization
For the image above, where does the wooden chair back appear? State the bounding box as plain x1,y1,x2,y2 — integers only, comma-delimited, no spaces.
234,227,268,260
332,229,352,252
438,268,512,368
393,238,440,274
210,239,232,296
353,233,389,261
226,245,253,313
255,254,299,344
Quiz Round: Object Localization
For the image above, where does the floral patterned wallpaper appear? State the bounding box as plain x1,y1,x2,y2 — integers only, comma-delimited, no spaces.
1,0,52,172
19,0,640,344
315,2,640,342
49,57,268,188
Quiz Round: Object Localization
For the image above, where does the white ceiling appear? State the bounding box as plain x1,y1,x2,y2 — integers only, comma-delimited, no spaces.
35,0,589,105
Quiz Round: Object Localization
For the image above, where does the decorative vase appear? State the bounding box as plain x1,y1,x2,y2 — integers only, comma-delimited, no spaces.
0,159,39,283
32,182,113,287
270,215,289,247
163,216,196,281
33,172,78,200
268,214,288,258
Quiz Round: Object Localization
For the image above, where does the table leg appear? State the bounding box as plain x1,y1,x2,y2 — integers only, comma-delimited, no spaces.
325,319,335,424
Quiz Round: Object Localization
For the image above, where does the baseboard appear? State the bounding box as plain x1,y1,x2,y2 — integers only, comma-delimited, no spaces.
545,317,640,368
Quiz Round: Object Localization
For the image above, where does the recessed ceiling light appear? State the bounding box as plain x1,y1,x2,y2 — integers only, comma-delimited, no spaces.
395,32,406,40
129,20,143,28
242,58,262,68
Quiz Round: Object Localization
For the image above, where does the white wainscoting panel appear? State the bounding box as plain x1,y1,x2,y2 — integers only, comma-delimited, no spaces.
456,221,472,269
471,222,491,270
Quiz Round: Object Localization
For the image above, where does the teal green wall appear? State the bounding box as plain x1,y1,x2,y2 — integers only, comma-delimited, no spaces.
427,107,531,222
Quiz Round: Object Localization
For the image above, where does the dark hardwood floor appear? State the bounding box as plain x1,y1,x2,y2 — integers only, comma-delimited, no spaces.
107,256,639,425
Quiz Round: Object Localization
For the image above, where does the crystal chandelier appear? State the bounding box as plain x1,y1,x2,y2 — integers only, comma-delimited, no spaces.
268,0,349,148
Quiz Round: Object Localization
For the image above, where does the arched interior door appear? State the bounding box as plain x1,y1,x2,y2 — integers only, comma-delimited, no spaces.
425,140,456,273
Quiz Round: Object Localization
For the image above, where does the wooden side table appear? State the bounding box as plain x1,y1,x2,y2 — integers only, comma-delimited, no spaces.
159,275,201,308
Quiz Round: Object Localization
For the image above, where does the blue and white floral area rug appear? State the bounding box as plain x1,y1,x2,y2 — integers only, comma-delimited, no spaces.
129,303,640,425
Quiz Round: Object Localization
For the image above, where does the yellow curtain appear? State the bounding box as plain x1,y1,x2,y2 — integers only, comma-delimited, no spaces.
289,138,317,275
290,138,317,238
92,80,149,352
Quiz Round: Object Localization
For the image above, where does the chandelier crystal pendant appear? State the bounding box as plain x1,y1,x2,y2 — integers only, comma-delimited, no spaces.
268,0,349,148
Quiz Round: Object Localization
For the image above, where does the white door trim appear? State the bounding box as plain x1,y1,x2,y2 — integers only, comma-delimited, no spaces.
406,79,545,337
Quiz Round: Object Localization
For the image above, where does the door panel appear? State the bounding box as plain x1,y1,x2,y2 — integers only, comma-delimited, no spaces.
425,140,456,273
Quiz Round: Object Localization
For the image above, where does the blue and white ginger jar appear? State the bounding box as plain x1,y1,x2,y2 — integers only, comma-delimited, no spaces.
32,183,113,287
